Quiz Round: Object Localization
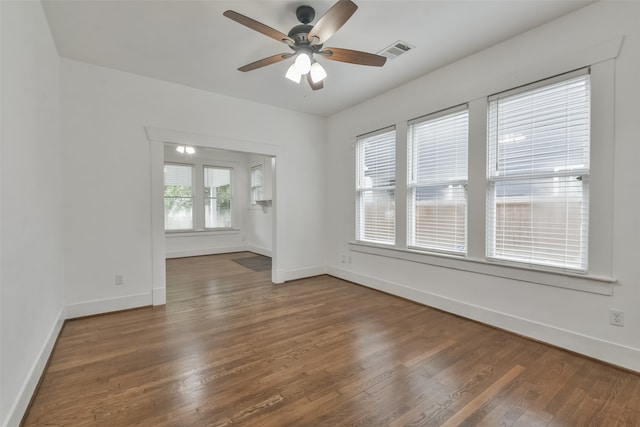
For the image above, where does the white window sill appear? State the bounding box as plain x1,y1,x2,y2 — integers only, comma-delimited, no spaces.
166,229,240,238
349,241,615,295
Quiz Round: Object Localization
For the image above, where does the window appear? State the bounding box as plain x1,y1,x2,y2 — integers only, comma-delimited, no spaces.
164,163,194,231
204,166,232,228
251,164,264,204
356,127,396,244
487,70,590,271
408,107,468,254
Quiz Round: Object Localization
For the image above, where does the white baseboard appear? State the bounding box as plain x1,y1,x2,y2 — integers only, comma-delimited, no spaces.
165,246,248,259
247,245,272,257
328,266,640,373
65,292,152,319
4,307,65,427
152,287,166,306
275,265,327,283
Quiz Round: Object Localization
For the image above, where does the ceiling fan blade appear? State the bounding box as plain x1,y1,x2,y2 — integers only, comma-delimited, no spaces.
307,74,324,91
223,10,294,45
238,53,293,72
319,48,387,67
307,0,358,45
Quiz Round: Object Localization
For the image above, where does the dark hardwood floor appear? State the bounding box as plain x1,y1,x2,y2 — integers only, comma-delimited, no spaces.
24,252,640,426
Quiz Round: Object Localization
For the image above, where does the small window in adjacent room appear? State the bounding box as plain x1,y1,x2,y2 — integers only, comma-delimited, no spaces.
408,106,469,254
164,163,194,231
251,164,264,205
487,69,591,271
204,166,232,229
356,126,396,245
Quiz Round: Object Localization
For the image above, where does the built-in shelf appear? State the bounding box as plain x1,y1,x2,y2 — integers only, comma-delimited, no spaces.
255,199,272,213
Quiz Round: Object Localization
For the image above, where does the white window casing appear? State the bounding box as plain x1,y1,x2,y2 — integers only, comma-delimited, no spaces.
251,164,264,205
164,163,194,231
408,105,469,255
356,126,396,245
204,166,233,229
487,69,591,272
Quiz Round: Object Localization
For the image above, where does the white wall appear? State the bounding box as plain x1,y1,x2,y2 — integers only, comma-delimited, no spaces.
61,58,327,316
327,2,640,371
0,2,65,426
246,154,273,256
164,145,250,258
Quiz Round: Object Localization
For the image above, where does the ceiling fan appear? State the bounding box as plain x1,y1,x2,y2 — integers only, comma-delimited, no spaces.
223,0,387,91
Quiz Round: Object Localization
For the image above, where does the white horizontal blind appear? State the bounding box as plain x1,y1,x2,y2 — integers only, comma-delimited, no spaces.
164,163,194,230
250,165,264,204
204,166,232,229
408,107,468,254
487,70,590,271
356,127,396,244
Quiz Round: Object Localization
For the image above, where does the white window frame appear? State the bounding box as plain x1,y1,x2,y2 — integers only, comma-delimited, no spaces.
204,165,233,230
407,105,469,255
356,126,397,245
163,162,194,232
164,161,237,232
251,164,264,205
349,54,617,295
486,69,591,273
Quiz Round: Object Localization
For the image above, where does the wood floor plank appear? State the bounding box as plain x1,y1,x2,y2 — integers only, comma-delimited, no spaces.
440,364,526,427
22,252,640,426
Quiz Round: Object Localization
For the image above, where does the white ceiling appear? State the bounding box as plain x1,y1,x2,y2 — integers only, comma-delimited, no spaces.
42,0,593,117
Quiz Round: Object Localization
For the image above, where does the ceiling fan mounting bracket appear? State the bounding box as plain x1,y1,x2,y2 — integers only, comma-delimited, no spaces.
295,5,315,24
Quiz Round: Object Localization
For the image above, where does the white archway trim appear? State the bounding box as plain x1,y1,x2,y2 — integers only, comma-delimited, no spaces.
146,127,284,306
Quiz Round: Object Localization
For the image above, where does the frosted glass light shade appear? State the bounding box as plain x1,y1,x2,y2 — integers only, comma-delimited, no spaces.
294,52,312,74
176,146,195,154
285,64,302,83
310,62,327,83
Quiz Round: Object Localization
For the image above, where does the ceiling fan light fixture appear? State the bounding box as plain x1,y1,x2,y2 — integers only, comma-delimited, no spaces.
285,63,302,83
294,51,312,74
310,61,327,83
176,145,195,154
224,0,387,91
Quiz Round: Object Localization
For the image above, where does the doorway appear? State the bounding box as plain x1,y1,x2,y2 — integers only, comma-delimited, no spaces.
147,127,283,306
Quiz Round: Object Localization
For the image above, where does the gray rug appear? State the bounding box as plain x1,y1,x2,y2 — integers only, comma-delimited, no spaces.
232,255,272,272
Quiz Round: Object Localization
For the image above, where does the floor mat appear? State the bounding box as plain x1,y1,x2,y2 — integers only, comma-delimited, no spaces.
232,255,272,272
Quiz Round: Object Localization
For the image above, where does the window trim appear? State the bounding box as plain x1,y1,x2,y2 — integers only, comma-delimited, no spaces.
163,161,237,233
355,125,397,245
486,68,591,272
250,164,264,205
163,162,195,232
407,104,469,256
203,165,234,230
346,56,617,295
349,240,614,295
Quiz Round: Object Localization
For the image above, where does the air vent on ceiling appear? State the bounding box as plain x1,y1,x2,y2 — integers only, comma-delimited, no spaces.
378,41,414,60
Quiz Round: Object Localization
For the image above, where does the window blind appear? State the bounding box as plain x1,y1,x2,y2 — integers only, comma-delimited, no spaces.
204,166,232,228
356,127,396,244
407,107,468,254
164,163,194,230
487,70,590,271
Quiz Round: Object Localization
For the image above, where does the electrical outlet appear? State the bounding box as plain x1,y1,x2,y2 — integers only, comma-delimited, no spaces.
115,274,125,286
341,255,346,263
348,255,352,264
609,309,624,327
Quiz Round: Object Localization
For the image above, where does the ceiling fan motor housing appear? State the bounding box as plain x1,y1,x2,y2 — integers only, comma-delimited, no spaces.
288,24,313,43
